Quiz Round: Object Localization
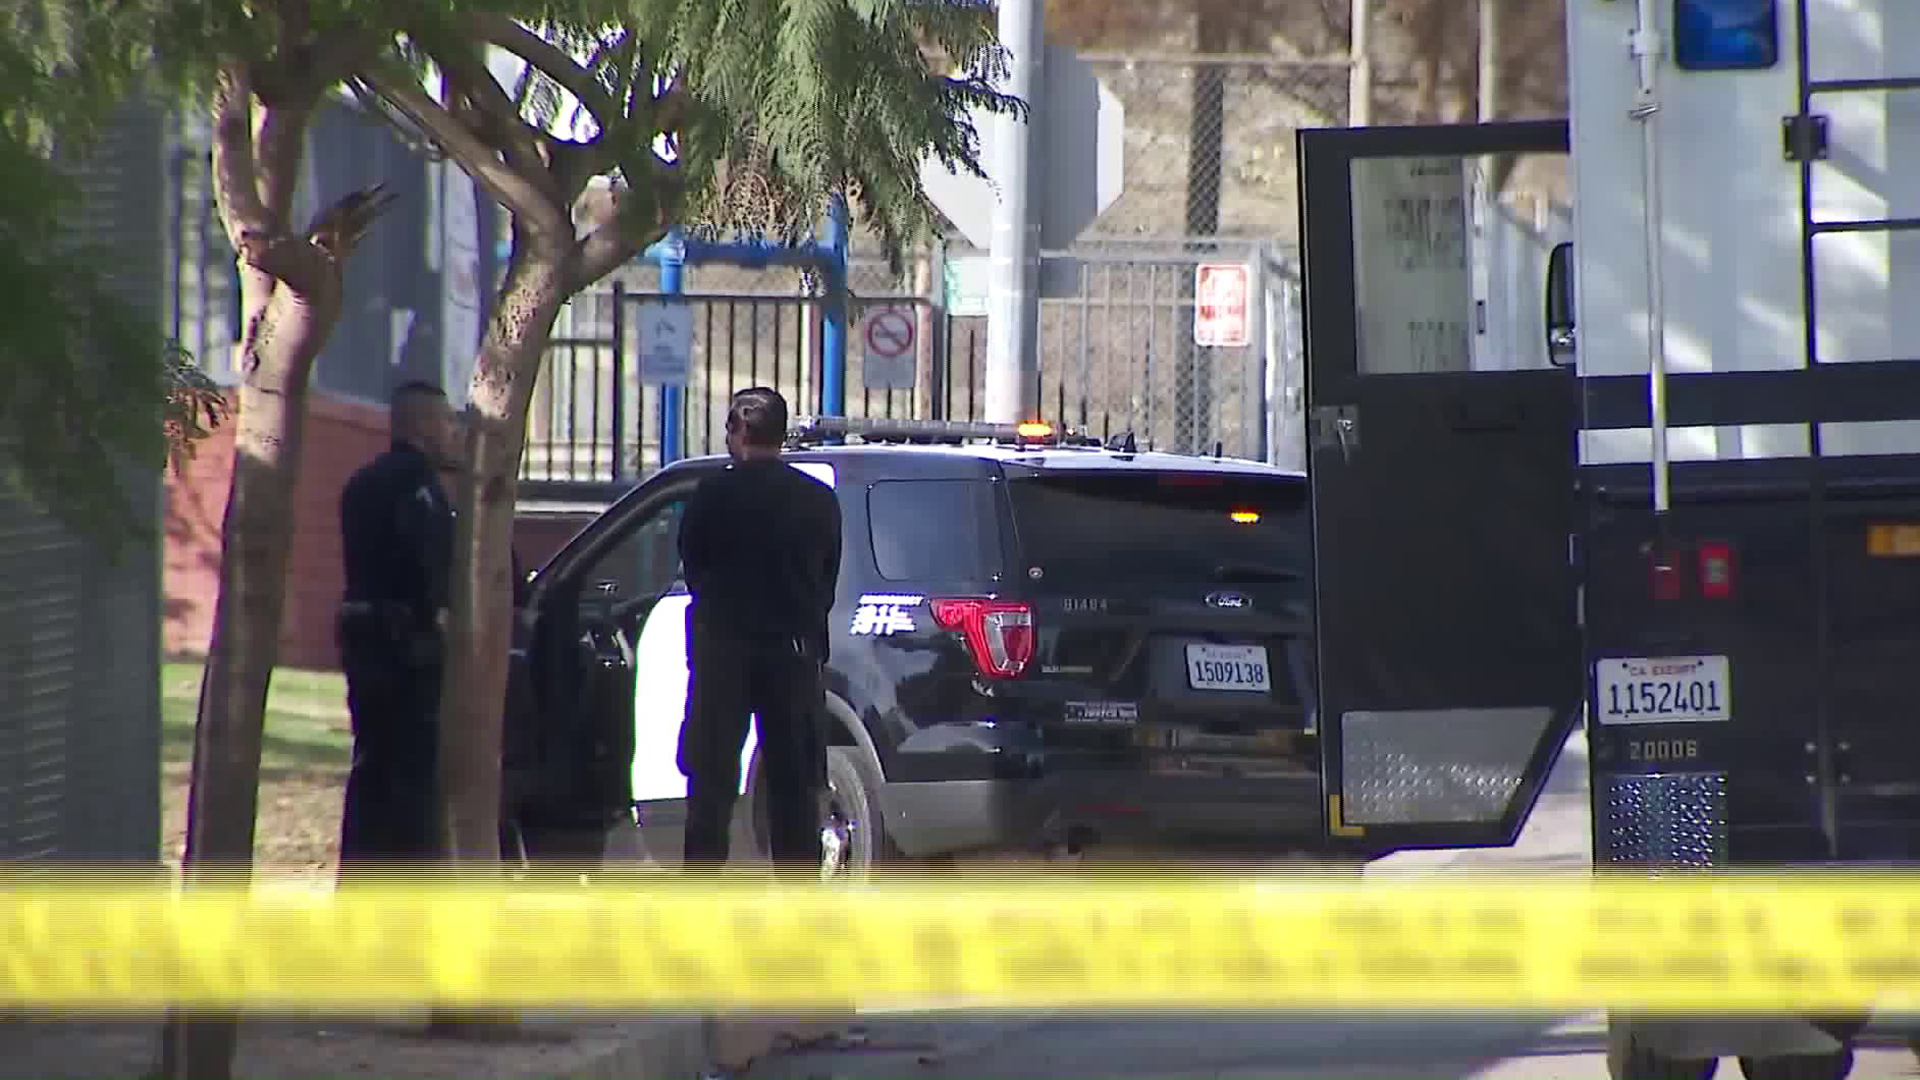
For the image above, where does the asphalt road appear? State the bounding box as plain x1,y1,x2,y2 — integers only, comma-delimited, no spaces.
734,732,1920,1080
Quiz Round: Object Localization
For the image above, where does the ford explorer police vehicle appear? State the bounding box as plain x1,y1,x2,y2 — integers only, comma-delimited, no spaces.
1292,0,1920,1077
503,418,1324,878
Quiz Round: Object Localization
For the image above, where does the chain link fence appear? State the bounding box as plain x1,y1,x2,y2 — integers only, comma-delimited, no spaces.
1076,55,1352,243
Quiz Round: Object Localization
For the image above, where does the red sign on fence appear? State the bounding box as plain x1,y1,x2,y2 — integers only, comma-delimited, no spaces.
1193,263,1251,348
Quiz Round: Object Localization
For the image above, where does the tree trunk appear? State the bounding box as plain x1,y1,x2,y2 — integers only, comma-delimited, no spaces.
157,273,341,1080
437,251,571,870
155,72,368,1080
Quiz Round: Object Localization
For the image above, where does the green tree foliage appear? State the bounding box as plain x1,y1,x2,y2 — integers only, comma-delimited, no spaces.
0,10,228,550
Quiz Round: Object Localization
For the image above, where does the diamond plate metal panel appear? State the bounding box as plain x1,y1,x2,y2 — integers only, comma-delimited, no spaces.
1340,707,1556,825
1603,772,1729,868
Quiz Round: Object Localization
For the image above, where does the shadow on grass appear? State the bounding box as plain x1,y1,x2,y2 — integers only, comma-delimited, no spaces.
160,700,352,771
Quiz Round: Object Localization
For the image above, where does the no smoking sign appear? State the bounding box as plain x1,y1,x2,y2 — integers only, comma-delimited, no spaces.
861,306,917,391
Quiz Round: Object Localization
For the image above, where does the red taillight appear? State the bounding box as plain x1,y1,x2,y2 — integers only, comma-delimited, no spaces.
1649,543,1687,601
1644,539,1737,600
930,598,1034,679
1697,540,1736,600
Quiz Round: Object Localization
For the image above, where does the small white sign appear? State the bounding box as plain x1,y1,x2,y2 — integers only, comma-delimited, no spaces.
862,305,917,390
1594,655,1732,725
637,300,693,386
944,256,991,318
1194,263,1252,348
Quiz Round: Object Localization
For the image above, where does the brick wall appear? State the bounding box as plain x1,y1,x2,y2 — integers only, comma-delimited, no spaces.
513,512,595,574
167,393,607,674
164,392,390,672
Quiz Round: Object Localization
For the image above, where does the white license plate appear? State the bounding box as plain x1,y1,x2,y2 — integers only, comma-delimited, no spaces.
1186,643,1272,692
1594,655,1732,725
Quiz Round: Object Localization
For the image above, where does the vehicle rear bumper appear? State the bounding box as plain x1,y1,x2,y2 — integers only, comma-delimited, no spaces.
1615,1014,1914,1059
880,773,1324,859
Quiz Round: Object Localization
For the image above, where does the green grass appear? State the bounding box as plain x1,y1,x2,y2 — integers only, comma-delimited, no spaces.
160,662,353,774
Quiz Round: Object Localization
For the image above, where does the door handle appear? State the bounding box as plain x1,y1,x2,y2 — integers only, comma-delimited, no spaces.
1312,404,1359,462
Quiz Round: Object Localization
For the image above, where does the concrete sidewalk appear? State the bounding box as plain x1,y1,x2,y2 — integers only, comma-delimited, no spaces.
0,1011,861,1080
0,1012,710,1080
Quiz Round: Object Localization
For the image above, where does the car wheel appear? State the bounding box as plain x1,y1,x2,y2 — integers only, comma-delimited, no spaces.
748,745,895,879
1607,1019,1719,1080
1736,1048,1854,1080
820,746,894,881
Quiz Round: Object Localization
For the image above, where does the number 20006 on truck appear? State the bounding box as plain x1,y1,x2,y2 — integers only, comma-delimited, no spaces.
1593,655,1732,725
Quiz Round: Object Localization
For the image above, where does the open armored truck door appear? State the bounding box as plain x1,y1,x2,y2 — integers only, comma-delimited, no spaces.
1297,120,1584,852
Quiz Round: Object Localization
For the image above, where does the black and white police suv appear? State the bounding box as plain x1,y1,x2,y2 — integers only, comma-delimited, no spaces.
502,416,1322,876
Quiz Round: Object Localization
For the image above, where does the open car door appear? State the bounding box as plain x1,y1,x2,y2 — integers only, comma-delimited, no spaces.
1298,120,1584,851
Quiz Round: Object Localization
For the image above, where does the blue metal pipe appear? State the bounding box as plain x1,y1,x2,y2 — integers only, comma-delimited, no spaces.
637,197,853,460
654,229,687,465
820,196,850,419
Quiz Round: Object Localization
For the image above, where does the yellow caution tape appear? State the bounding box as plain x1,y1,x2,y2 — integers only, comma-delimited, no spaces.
0,872,1916,1012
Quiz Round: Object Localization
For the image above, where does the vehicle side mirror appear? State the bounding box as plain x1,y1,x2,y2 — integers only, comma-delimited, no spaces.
1545,241,1576,367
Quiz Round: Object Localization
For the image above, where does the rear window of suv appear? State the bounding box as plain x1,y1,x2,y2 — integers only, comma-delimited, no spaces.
1005,471,1308,590
868,479,1002,582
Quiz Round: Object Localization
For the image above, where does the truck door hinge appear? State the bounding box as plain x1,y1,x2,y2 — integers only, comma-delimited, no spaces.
1782,114,1830,162
1311,404,1360,461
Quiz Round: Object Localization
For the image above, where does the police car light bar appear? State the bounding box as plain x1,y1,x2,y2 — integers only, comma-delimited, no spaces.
788,416,1099,447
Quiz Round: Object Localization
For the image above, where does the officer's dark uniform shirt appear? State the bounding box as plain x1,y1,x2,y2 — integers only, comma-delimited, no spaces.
339,440,453,626
677,459,841,656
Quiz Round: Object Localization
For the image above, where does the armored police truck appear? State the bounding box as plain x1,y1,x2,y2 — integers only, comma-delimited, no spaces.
1295,0,1920,1077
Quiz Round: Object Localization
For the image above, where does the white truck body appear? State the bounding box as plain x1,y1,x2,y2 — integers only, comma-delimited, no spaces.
1569,0,1920,465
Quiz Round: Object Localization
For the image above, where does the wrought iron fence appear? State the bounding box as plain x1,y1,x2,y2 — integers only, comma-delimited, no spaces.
521,244,1301,486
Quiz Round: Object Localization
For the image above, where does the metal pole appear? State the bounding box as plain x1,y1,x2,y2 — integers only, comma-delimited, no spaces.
610,279,627,480
922,238,947,421
1349,0,1373,126
1243,249,1268,463
1630,0,1670,515
1477,0,1501,122
657,232,686,465
821,195,850,418
983,0,1045,424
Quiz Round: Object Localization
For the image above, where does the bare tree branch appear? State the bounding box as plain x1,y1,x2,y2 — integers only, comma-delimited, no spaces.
426,32,555,182
252,101,313,232
359,68,571,239
210,64,273,249
286,30,391,104
570,162,681,290
466,14,624,125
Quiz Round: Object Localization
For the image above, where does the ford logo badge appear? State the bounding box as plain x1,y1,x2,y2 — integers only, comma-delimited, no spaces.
1205,591,1251,610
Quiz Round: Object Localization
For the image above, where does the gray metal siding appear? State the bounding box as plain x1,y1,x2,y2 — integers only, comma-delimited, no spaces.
0,97,166,866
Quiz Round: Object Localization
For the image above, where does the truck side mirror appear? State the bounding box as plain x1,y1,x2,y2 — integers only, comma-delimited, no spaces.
1545,241,1576,367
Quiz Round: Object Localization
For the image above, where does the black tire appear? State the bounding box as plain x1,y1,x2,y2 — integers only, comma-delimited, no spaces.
748,744,896,879
1607,1020,1720,1080
820,745,896,880
1736,1048,1854,1080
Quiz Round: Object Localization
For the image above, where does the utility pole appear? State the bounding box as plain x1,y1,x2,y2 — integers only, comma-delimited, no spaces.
1349,0,1373,126
1479,0,1502,121
983,0,1045,424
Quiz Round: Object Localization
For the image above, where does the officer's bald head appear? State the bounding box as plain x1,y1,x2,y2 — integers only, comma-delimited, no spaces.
391,381,453,464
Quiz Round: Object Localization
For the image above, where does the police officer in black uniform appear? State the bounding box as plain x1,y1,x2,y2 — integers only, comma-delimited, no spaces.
676,387,842,872
335,380,457,877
